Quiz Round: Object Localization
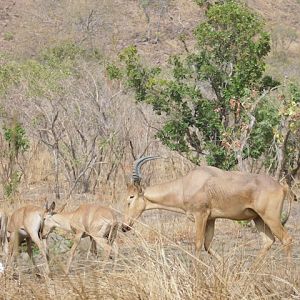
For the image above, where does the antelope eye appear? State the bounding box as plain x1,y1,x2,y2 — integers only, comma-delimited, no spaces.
128,195,135,206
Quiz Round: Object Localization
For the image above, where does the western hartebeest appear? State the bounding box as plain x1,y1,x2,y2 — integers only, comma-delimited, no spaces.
122,156,293,260
6,202,56,274
42,203,119,274
0,210,8,254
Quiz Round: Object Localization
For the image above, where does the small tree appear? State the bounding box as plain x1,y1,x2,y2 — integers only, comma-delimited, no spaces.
113,0,279,171
272,83,300,183
0,120,29,198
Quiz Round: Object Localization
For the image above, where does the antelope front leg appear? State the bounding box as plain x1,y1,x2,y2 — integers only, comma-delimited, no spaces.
26,237,43,275
65,232,83,274
43,238,49,261
26,237,33,260
28,231,50,274
204,219,221,261
6,231,18,268
86,237,97,260
194,210,210,257
93,237,113,270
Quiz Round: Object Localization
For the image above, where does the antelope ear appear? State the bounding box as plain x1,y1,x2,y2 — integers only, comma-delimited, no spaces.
136,183,143,194
133,181,141,188
46,201,56,213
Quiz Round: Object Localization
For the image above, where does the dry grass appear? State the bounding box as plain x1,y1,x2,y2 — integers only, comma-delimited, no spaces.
1,204,300,300
1,157,299,299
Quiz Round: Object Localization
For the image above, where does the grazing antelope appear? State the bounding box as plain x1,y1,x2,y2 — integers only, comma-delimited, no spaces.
42,203,119,274
6,202,55,274
0,210,8,254
122,156,294,260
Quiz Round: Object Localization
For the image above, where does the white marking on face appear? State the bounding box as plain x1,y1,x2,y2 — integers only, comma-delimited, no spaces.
128,195,135,205
19,228,28,236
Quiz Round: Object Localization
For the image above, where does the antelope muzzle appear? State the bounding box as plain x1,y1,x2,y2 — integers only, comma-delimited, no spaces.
121,223,132,232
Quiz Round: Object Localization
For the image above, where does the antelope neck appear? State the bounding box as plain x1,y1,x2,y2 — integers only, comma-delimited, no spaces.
52,211,74,231
144,196,185,214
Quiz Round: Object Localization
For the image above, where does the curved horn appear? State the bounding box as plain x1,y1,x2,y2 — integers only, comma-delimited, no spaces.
132,156,160,183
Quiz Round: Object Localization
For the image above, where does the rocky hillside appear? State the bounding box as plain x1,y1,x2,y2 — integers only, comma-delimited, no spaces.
0,0,299,81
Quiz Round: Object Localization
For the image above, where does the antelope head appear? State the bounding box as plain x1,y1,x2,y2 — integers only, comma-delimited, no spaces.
42,202,66,239
122,156,159,232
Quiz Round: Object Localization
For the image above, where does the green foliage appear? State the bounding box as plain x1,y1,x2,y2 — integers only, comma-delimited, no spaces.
193,1,270,100
4,171,21,198
0,57,64,97
157,120,190,153
3,32,14,41
289,83,300,104
20,242,40,256
4,122,30,155
260,75,280,92
237,220,252,227
194,0,226,7
106,63,122,80
194,0,206,5
274,83,300,176
206,143,236,170
21,59,67,97
1,122,29,198
118,1,277,169
248,100,279,159
65,238,74,249
119,46,161,102
0,61,21,96
40,42,102,72
0,42,102,97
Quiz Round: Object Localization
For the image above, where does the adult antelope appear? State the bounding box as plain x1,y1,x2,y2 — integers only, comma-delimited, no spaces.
6,202,55,274
0,210,8,254
42,203,119,274
122,156,293,260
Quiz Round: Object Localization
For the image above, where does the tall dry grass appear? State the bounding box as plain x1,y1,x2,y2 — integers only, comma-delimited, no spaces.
1,210,299,300
0,144,299,299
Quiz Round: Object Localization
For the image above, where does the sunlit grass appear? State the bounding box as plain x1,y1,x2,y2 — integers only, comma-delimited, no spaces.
1,213,299,299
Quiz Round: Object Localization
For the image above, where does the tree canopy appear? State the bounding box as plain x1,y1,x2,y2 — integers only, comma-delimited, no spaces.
110,0,299,181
